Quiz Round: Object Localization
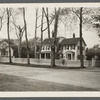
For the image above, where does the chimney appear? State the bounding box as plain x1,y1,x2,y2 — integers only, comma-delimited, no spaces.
73,33,75,38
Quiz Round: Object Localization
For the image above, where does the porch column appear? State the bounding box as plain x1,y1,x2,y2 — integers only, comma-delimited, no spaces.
45,53,46,59
40,53,41,59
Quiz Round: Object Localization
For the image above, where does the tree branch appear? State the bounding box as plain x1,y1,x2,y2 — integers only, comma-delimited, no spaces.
72,8,80,19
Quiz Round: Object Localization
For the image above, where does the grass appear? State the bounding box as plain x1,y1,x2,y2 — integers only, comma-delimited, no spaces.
0,73,97,91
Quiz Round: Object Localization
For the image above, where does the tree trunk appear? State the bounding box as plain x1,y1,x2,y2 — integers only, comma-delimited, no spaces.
7,8,12,63
23,8,30,64
18,37,21,58
51,8,60,68
51,45,55,67
34,8,38,58
80,7,84,68
39,8,44,59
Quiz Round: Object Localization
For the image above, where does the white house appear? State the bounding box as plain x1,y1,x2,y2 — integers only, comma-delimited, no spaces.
40,37,65,59
0,41,13,57
60,34,86,60
40,34,86,60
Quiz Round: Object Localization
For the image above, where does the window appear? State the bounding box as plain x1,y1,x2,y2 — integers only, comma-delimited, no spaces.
46,47,48,50
46,53,50,59
48,46,50,50
42,47,44,50
66,46,69,50
70,46,72,50
41,53,45,59
72,45,75,50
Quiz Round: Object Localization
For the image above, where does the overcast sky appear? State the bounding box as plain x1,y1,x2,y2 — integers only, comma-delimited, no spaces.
0,3,100,48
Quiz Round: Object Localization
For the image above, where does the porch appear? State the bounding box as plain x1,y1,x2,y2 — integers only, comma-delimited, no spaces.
63,51,75,60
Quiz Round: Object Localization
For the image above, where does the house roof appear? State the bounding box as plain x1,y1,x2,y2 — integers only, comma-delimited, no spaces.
43,37,87,46
60,37,87,46
43,37,65,45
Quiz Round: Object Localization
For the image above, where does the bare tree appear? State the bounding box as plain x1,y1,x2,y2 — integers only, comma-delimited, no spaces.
72,7,84,68
79,7,84,68
6,8,12,63
51,8,60,67
43,8,60,67
11,16,25,58
40,8,44,56
34,8,39,58
0,8,5,31
23,8,30,64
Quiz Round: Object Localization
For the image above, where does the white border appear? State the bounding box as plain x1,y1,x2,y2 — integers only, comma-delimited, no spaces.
0,3,100,97
0,92,100,97
0,3,100,7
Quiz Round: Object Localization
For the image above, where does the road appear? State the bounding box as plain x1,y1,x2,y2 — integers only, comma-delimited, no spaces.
0,64,100,91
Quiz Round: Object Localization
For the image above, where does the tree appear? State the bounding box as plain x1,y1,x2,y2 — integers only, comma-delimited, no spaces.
0,8,5,31
92,8,100,37
23,8,30,64
6,8,12,63
12,19,25,58
34,8,39,58
72,7,84,68
79,7,84,68
43,8,60,67
59,8,77,37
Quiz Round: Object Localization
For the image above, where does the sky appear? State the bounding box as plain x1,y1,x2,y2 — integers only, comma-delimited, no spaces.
0,4,100,48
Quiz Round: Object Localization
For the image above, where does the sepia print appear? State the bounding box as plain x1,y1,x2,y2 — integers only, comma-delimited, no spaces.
0,3,100,95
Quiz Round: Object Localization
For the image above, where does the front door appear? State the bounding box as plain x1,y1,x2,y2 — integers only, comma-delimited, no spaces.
68,54,71,60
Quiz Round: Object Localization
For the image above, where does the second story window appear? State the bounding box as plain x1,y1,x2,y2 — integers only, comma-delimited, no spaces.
66,46,69,50
70,46,72,50
46,47,48,50
42,46,44,50
72,45,75,50
48,46,50,50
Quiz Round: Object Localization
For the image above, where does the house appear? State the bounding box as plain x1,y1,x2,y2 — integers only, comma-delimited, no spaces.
60,34,86,60
40,34,87,60
40,37,65,59
0,40,13,57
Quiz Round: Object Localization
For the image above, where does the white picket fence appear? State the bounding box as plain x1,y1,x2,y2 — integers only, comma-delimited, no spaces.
0,57,94,67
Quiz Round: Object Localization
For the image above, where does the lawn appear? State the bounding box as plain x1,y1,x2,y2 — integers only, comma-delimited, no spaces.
0,73,96,91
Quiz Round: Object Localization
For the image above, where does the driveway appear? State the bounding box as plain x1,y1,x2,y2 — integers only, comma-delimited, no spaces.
0,64,100,90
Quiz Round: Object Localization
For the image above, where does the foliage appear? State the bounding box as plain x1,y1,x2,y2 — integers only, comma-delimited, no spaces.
86,45,100,60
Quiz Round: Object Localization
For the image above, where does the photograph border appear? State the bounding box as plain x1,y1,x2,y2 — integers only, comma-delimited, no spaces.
0,0,100,98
